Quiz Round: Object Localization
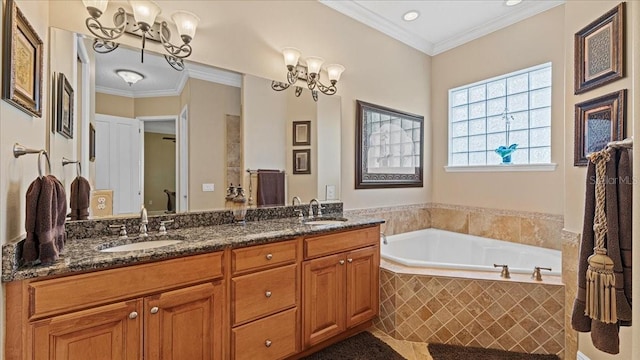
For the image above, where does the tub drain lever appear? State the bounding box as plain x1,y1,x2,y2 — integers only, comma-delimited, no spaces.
531,266,552,281
493,264,511,279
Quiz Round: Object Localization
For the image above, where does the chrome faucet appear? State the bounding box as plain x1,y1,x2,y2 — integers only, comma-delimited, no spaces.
309,198,323,218
139,205,148,237
292,196,302,206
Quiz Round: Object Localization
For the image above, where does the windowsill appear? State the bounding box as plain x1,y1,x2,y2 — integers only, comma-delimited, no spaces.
444,163,558,172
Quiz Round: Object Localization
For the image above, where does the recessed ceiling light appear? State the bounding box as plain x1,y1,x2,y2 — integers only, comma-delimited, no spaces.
505,0,523,6
403,10,420,21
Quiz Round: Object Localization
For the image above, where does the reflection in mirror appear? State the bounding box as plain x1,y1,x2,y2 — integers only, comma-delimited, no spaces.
47,27,341,221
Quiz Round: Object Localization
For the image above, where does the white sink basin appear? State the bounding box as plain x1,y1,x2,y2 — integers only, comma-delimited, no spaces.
100,240,183,252
304,218,348,226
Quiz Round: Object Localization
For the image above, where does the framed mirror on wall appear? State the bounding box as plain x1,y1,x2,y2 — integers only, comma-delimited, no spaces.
355,100,424,189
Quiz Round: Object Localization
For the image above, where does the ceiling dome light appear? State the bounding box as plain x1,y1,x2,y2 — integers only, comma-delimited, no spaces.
403,10,420,21
116,69,145,86
505,0,523,6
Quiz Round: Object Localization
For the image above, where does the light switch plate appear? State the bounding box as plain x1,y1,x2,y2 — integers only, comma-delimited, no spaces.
325,185,336,200
202,183,215,192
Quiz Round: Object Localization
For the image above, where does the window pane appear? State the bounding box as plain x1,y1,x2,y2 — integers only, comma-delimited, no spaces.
530,108,551,128
452,122,468,137
509,130,529,147
413,128,421,141
530,67,551,90
452,137,468,153
469,135,486,151
509,111,528,131
452,153,468,166
469,102,486,119
530,147,551,163
487,97,505,116
507,93,528,112
507,74,528,94
469,151,486,165
530,127,551,147
487,80,506,99
452,90,468,106
530,87,551,109
469,85,486,103
469,119,486,136
452,106,468,122
511,149,528,163
487,115,506,133
487,151,502,165
487,133,506,150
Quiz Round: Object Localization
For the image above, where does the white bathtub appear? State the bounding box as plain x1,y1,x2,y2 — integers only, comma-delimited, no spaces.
381,228,561,276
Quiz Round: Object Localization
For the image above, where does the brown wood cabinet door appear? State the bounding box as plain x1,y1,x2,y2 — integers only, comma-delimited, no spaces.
145,281,224,360
30,299,142,360
345,246,379,328
302,253,345,348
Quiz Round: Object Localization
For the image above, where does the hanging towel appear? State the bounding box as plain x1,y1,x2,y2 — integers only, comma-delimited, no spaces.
70,176,91,220
257,169,285,206
22,175,67,265
571,147,632,354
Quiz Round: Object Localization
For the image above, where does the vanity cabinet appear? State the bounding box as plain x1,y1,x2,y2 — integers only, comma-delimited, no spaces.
8,252,225,360
302,226,380,349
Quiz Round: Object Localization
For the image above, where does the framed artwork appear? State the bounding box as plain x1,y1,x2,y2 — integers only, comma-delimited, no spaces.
574,2,625,94
574,89,626,166
56,73,74,139
355,100,424,189
1,0,43,117
89,123,96,162
293,121,311,146
293,149,311,174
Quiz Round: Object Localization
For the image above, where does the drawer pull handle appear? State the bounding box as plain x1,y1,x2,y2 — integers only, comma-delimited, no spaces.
339,260,345,265
129,311,138,319
347,258,353,263
265,340,272,347
266,253,273,260
150,307,159,314
265,291,272,298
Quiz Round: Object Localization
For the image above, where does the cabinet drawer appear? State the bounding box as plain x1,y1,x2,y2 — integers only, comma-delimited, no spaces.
232,239,298,274
232,264,297,325
304,226,379,259
28,252,223,320
232,308,297,360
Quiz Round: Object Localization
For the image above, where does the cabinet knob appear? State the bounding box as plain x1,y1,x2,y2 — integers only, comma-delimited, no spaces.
265,291,272,298
150,306,159,314
266,253,273,260
265,340,272,348
347,258,353,263
339,260,345,265
129,311,138,319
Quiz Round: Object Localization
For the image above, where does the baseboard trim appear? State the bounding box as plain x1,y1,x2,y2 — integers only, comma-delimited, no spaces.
577,351,591,360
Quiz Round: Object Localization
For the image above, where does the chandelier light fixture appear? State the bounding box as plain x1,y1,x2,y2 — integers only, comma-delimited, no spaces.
82,0,200,71
271,48,345,101
116,69,145,86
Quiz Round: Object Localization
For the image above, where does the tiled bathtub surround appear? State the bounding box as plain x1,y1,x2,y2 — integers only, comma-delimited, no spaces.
377,266,565,358
430,203,563,250
561,230,580,360
345,204,430,235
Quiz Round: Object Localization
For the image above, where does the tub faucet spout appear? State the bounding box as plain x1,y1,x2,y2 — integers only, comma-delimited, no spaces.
381,232,387,245
494,264,510,279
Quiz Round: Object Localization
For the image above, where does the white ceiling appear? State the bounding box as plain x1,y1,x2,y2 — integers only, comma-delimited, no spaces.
319,0,565,55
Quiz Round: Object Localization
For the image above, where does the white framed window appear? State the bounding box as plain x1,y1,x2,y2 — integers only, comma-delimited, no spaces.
448,62,552,168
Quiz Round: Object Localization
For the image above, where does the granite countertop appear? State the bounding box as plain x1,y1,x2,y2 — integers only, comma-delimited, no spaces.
3,214,384,282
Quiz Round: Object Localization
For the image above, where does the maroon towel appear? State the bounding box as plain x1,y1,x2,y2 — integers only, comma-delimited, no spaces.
257,170,285,206
22,175,67,264
70,176,91,220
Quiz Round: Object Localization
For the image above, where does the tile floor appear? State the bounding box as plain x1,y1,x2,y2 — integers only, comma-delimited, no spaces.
369,327,433,360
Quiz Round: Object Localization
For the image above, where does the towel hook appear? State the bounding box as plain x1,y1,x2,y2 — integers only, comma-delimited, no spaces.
62,157,81,177
13,143,51,178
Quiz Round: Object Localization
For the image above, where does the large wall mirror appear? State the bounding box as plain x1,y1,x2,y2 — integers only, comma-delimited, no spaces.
48,27,341,220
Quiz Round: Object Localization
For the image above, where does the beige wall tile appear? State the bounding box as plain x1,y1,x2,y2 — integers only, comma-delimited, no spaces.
430,208,469,233
469,213,521,242
521,217,563,250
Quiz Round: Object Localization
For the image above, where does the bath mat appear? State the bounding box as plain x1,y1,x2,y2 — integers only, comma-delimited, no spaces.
428,343,560,360
301,331,406,360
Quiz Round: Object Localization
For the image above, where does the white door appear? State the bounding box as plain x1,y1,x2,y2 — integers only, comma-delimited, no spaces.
95,114,142,215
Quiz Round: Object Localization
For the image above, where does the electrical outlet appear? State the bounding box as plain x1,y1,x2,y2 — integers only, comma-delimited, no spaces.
325,185,336,200
202,183,215,192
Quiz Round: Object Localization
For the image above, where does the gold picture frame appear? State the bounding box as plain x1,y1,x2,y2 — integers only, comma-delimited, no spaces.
1,0,43,117
574,2,625,94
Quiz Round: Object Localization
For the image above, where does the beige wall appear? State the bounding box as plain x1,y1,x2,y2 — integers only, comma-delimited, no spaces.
144,132,176,212
95,92,134,118
431,6,565,215
134,96,180,118
562,1,636,359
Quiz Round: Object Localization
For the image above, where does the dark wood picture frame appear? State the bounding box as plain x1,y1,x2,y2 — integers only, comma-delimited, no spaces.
574,2,625,94
292,121,311,146
89,123,96,162
355,100,423,189
1,0,43,117
293,149,311,174
56,73,74,139
574,89,626,166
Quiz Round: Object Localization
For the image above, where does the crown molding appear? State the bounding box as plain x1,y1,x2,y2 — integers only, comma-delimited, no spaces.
187,64,242,88
318,0,433,55
320,0,564,56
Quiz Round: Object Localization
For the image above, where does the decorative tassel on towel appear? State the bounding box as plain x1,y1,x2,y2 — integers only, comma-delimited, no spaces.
584,149,617,324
